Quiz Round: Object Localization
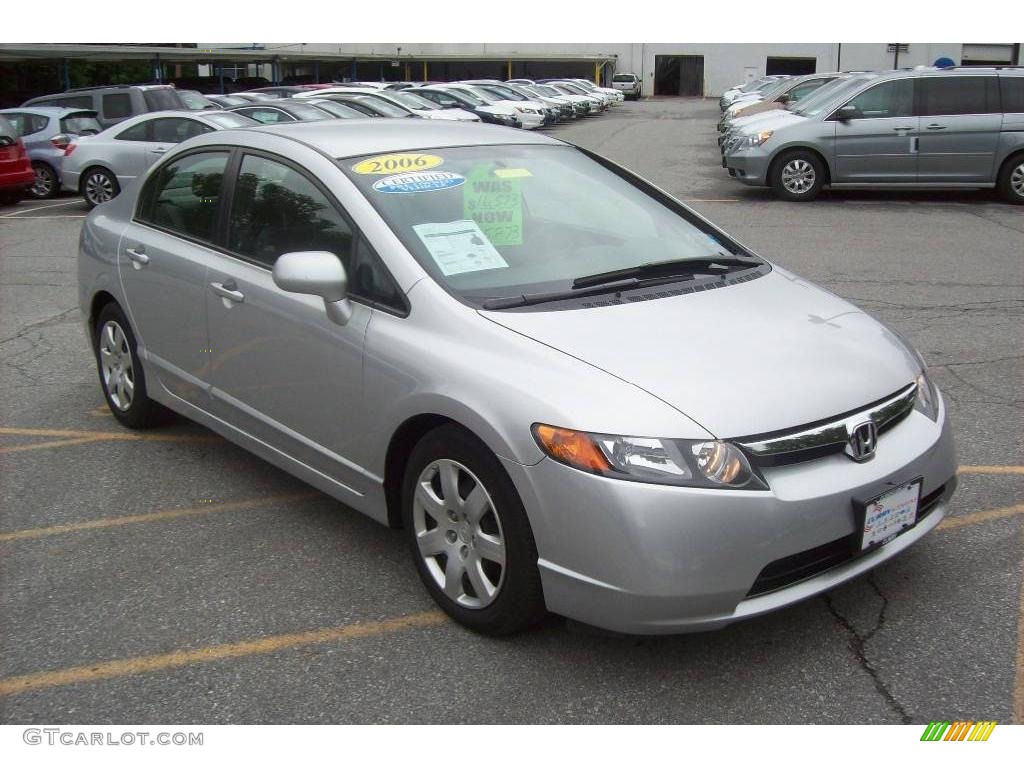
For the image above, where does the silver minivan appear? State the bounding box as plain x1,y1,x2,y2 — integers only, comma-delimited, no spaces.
724,68,1024,203
23,85,187,129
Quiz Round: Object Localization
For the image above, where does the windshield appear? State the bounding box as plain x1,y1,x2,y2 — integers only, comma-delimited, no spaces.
204,112,259,128
792,75,876,116
353,96,412,117
388,91,439,110
286,102,332,121
612,75,636,82
532,85,561,97
478,85,523,101
341,144,749,304
440,87,484,106
310,100,365,118
740,77,774,93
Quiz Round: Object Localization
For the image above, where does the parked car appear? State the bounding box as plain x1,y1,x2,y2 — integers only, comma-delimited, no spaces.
542,81,607,112
723,67,1024,203
479,81,573,121
230,92,283,104
446,84,545,129
719,76,784,111
79,120,957,636
0,106,102,198
296,91,417,119
176,90,220,111
522,83,592,116
410,86,521,127
611,73,642,100
308,87,479,122
247,86,329,98
513,84,578,120
718,73,843,135
0,115,34,205
23,85,187,128
62,110,259,208
564,78,625,103
462,81,557,125
228,101,333,124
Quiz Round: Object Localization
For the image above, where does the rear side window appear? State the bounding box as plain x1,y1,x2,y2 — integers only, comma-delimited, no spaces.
228,154,354,269
238,108,289,124
143,88,185,111
116,121,151,141
150,118,212,143
60,113,102,135
919,76,1000,116
137,151,229,242
1000,77,1024,113
37,95,93,110
102,93,132,120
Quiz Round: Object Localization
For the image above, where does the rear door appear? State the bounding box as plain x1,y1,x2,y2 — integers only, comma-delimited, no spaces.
117,149,229,406
831,78,918,182
145,117,214,170
917,75,1002,183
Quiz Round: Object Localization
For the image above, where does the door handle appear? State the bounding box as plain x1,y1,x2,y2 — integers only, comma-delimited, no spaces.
925,124,947,130
125,247,149,267
892,126,914,131
150,147,168,154
210,280,244,303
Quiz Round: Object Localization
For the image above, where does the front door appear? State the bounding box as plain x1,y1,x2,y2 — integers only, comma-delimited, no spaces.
204,152,372,495
916,75,1003,183
118,149,229,405
832,78,918,182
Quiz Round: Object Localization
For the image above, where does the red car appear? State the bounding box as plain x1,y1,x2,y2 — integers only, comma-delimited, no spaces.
0,115,34,205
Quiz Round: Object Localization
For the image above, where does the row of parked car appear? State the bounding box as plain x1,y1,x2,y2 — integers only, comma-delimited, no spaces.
0,77,626,206
716,66,1024,203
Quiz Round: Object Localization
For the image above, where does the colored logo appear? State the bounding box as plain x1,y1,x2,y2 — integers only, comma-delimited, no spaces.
352,153,444,175
920,721,996,742
372,171,465,194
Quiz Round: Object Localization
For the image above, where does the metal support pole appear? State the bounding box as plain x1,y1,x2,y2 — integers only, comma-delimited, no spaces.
507,60,512,80
423,61,428,81
153,54,162,84
218,63,225,94
594,61,600,85
314,61,320,84
379,62,384,82
62,58,71,91
404,62,411,81
351,58,357,81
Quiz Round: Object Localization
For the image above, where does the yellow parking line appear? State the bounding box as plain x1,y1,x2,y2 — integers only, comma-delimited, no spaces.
0,610,447,697
0,426,220,445
939,503,1024,531
0,436,110,455
959,465,1024,475
0,492,316,543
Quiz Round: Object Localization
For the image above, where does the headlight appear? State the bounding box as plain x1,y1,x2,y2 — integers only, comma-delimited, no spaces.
914,371,939,421
532,424,765,489
735,130,773,149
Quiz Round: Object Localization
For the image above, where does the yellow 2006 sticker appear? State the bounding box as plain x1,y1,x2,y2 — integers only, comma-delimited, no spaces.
352,153,443,175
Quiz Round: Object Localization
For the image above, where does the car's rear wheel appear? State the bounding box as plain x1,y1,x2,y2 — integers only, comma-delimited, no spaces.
996,154,1024,205
29,162,59,199
771,150,825,201
94,303,166,429
402,424,545,635
81,167,119,208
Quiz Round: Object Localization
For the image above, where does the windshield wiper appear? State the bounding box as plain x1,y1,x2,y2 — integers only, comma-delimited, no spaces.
481,256,761,310
570,256,759,290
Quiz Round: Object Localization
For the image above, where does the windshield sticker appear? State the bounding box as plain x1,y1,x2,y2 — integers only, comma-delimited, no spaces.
352,153,444,175
463,166,523,247
413,220,510,277
493,168,532,179
372,171,465,194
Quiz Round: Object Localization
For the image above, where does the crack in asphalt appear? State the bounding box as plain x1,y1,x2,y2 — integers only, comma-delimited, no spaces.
823,576,912,724
0,306,79,347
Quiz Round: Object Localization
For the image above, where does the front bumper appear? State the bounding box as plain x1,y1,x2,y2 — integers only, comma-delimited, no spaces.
503,396,957,635
723,145,773,187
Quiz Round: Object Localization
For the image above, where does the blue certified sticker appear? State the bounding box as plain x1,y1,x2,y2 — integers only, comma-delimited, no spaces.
372,171,465,194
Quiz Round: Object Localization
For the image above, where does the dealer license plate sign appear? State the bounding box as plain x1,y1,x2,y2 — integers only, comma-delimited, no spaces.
860,480,921,551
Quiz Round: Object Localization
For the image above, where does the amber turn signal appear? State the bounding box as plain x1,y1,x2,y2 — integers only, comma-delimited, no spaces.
532,424,612,473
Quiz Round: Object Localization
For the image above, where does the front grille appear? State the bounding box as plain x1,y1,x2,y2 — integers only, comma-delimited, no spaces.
745,481,951,598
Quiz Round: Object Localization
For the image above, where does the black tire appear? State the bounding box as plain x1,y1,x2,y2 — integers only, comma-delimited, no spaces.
401,424,546,636
996,153,1024,205
770,149,826,201
81,167,119,209
29,161,60,199
93,302,167,429
0,187,25,206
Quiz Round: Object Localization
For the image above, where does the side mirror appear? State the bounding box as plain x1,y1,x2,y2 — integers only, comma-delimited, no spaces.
272,250,353,326
835,104,860,121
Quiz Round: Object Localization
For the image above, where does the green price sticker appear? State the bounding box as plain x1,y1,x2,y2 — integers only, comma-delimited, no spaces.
463,166,523,247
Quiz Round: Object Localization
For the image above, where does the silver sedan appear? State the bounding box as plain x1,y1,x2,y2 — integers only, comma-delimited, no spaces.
78,120,957,635
62,109,258,208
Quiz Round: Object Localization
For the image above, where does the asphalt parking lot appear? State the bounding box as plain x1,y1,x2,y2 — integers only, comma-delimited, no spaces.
1,97,1022,724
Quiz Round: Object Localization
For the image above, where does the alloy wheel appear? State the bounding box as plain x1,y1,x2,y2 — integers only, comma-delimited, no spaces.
84,172,115,205
30,164,56,198
412,458,506,609
1011,162,1024,198
99,320,135,411
781,158,816,195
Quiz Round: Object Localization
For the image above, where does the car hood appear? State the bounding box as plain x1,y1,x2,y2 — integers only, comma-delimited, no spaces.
730,108,792,131
735,109,808,135
481,269,921,438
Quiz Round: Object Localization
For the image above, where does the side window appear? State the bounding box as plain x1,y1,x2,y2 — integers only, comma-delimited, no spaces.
245,108,288,124
350,235,405,310
1002,77,1024,113
228,154,354,270
841,79,914,119
2,113,28,135
150,118,212,144
920,77,1000,116
44,96,93,110
28,114,50,134
137,151,229,243
102,93,133,120
115,121,151,141
788,81,824,101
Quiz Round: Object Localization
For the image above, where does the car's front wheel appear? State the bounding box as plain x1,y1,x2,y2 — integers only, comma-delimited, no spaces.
402,424,545,635
81,167,119,208
29,162,59,199
996,153,1024,205
771,150,825,201
94,303,166,429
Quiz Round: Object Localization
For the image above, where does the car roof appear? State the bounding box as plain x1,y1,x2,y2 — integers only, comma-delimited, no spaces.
235,119,563,159
0,105,98,117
